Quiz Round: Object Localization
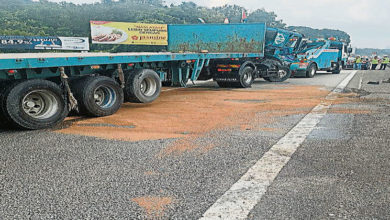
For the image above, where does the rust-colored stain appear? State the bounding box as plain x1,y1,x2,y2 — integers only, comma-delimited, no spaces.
144,170,159,176
57,85,331,154
158,135,217,157
132,196,173,218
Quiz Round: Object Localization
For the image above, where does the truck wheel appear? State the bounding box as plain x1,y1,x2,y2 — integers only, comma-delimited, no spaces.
306,63,317,78
332,62,342,74
237,66,255,88
124,69,162,103
72,76,124,117
264,66,291,82
0,81,20,128
0,79,68,130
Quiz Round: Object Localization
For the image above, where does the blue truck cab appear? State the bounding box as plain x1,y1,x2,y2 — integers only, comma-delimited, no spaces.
257,28,304,82
290,38,347,78
264,27,303,63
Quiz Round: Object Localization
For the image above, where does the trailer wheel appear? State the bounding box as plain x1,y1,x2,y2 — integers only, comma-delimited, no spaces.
0,79,68,130
237,66,255,88
306,63,317,78
72,76,123,117
263,66,291,82
124,69,162,103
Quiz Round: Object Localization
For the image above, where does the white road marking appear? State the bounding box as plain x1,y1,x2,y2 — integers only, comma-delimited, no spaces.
200,70,358,220
357,72,364,90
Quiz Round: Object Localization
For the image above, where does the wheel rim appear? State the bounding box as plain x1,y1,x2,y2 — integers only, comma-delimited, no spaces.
94,86,116,109
278,69,288,78
140,77,157,97
22,90,59,119
243,71,253,84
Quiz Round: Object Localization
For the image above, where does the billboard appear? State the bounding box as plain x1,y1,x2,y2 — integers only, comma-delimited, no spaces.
90,21,168,46
0,36,89,51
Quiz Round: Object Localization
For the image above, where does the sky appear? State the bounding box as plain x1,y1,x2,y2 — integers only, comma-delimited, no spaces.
46,0,390,49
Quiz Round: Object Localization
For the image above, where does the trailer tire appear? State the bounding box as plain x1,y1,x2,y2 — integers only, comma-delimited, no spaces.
306,63,317,78
263,66,291,82
71,76,123,117
0,81,21,128
237,66,255,88
124,69,162,103
0,79,68,130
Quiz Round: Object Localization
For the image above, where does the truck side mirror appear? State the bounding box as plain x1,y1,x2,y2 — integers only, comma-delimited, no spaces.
347,48,353,53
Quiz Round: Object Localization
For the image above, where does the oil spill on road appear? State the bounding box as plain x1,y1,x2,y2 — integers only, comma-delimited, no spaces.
57,85,331,155
132,196,174,219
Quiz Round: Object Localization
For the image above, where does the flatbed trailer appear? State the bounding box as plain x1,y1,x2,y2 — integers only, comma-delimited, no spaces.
0,22,302,130
0,52,262,70
0,51,265,130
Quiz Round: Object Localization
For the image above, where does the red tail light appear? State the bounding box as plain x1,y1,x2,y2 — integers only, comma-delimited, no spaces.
217,69,232,72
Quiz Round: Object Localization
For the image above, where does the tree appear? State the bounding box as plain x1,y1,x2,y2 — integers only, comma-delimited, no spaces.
0,0,351,53
213,5,245,23
288,26,351,43
248,9,285,28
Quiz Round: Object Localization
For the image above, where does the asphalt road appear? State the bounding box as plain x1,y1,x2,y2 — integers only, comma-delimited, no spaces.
1,70,389,219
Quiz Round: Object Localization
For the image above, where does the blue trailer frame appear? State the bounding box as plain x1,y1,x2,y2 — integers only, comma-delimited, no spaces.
0,52,262,79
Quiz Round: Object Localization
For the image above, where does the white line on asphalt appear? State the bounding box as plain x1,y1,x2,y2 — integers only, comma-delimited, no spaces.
200,70,358,220
357,72,364,90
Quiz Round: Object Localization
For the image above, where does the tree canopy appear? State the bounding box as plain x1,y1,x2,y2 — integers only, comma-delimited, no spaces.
0,0,351,52
288,26,351,43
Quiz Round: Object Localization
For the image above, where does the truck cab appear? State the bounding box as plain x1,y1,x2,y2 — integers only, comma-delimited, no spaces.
290,38,346,78
252,27,304,82
264,27,303,63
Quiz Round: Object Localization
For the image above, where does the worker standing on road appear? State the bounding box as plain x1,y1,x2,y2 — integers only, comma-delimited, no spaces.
379,55,389,70
371,56,379,70
355,56,362,70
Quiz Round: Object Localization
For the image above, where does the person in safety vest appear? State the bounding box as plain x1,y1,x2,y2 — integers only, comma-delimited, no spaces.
371,56,379,70
379,55,389,70
354,56,362,70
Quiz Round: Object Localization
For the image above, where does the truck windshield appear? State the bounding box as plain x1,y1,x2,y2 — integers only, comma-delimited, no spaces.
285,36,300,48
299,41,326,53
329,43,343,50
265,30,277,45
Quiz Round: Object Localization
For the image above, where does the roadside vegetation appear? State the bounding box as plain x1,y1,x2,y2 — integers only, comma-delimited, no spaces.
0,0,350,52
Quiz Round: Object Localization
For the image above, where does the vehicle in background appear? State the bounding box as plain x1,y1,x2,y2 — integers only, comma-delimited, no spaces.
290,38,348,78
361,57,371,70
345,56,355,70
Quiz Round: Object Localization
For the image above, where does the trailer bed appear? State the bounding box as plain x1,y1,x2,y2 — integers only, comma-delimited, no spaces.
0,52,263,70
